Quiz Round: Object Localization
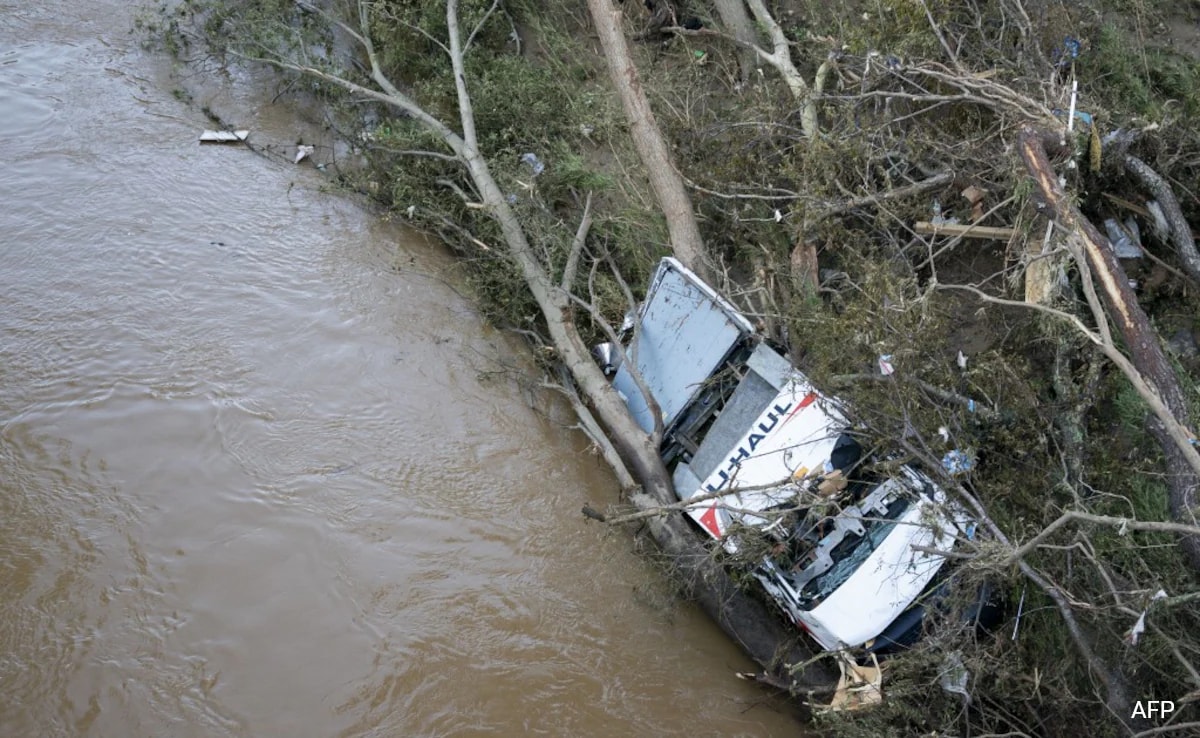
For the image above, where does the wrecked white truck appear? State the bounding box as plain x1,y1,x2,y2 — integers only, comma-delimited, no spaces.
602,258,993,676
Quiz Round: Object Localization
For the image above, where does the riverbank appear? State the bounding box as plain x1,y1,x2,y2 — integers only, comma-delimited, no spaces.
147,1,1200,735
0,2,813,735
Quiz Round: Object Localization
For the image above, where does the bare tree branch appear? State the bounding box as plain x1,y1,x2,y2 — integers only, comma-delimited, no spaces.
1007,510,1200,566
561,192,593,290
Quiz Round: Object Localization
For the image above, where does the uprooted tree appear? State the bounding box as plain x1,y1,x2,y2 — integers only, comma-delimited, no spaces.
153,0,1200,734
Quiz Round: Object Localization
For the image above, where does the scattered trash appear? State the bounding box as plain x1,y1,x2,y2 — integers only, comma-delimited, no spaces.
1066,79,1079,132
938,426,951,443
199,129,249,144
822,652,883,712
1104,217,1144,258
405,205,417,219
294,144,314,164
1011,584,1027,641
1146,200,1170,241
1053,36,1082,69
773,209,783,223
960,185,987,222
519,152,545,176
942,449,975,474
956,350,968,370
620,309,636,335
930,199,959,227
591,342,620,376
1051,109,1093,127
878,354,895,376
1125,590,1168,646
939,651,971,704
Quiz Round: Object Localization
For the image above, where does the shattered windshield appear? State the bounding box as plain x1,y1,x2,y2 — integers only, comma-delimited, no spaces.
792,494,912,609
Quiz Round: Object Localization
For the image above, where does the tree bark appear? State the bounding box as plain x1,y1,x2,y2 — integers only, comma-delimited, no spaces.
1018,126,1200,571
710,0,757,81
1123,154,1200,285
585,0,711,280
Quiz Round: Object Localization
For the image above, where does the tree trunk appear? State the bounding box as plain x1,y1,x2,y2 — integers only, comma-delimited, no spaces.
710,0,758,82
1123,154,1200,285
586,0,711,280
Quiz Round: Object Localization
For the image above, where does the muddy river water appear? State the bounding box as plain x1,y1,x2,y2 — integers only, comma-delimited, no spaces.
0,2,802,736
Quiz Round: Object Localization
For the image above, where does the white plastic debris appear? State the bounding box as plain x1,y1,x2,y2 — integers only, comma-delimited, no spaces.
199,130,249,143
956,350,968,370
774,209,783,223
930,198,959,227
939,651,971,704
1125,590,1168,646
1147,200,1170,241
294,144,314,164
878,354,895,376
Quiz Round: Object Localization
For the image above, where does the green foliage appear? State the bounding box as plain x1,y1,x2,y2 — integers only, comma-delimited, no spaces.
1082,23,1200,119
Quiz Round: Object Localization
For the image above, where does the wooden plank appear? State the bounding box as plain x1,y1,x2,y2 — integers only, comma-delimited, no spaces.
199,130,249,143
913,221,1019,240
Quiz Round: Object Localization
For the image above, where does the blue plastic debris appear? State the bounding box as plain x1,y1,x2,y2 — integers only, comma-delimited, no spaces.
1104,217,1143,259
942,449,975,475
520,152,545,176
1054,36,1082,68
1051,109,1094,126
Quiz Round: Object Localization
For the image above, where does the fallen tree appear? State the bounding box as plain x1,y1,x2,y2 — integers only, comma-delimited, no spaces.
169,0,834,692
152,0,1200,733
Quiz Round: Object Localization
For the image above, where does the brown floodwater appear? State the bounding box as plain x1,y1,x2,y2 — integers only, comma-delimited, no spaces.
0,2,803,736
